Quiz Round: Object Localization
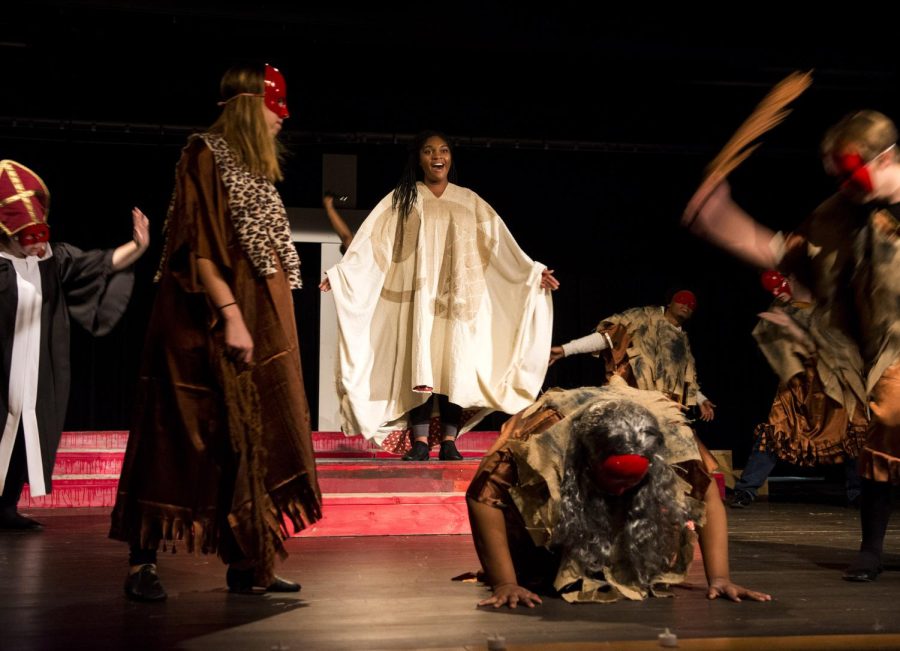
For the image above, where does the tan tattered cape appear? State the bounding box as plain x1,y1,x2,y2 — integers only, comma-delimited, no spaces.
468,380,709,602
595,306,701,406
327,182,554,446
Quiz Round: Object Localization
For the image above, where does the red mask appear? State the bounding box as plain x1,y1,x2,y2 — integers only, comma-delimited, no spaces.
264,64,289,119
671,290,697,311
592,454,650,495
761,269,791,298
16,223,50,246
833,150,874,195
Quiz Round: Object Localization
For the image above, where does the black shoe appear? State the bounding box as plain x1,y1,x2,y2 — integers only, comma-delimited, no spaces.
729,491,754,509
0,509,43,530
227,567,301,593
266,575,301,593
842,552,883,582
842,566,882,582
438,440,464,461
402,441,430,461
124,564,168,602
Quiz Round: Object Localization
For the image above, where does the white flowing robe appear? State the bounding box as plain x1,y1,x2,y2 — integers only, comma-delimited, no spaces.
327,182,553,446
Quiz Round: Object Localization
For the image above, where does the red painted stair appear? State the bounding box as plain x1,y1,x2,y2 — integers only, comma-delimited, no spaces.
19,430,497,536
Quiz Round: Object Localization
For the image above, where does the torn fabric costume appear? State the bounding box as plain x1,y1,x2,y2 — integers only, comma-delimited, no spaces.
0,244,133,498
751,298,868,465
327,182,553,450
467,381,709,603
595,306,701,407
780,196,900,483
109,135,321,582
851,204,900,482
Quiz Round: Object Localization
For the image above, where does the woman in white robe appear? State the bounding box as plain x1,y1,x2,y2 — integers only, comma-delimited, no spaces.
323,131,558,459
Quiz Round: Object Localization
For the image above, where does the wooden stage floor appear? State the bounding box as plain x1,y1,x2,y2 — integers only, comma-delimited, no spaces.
2,499,899,650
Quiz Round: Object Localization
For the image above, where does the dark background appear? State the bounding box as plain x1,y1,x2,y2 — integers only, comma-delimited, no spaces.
3,3,899,467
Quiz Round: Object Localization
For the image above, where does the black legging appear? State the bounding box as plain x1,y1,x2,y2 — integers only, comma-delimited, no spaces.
409,394,462,440
855,478,894,566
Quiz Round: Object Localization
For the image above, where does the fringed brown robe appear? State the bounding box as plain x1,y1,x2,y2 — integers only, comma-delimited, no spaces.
109,138,321,583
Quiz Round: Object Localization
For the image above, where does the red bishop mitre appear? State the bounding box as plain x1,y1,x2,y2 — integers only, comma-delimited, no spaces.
0,160,50,236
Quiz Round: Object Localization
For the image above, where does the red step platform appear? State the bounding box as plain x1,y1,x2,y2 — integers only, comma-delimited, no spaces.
19,430,496,536
20,430,726,536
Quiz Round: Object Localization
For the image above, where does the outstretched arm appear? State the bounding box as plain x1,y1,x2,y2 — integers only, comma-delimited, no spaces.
683,178,781,270
549,345,566,366
467,497,542,609
549,332,608,366
697,481,772,602
111,207,151,271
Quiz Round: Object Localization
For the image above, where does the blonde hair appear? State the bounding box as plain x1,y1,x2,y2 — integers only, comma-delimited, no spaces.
209,64,284,182
821,110,898,163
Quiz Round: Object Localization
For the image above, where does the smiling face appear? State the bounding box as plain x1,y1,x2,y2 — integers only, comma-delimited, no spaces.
418,136,452,185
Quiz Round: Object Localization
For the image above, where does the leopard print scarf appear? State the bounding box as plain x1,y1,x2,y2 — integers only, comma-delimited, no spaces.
199,133,301,288
156,133,301,288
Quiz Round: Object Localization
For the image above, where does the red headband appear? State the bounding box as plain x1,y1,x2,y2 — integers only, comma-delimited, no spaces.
671,290,697,311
